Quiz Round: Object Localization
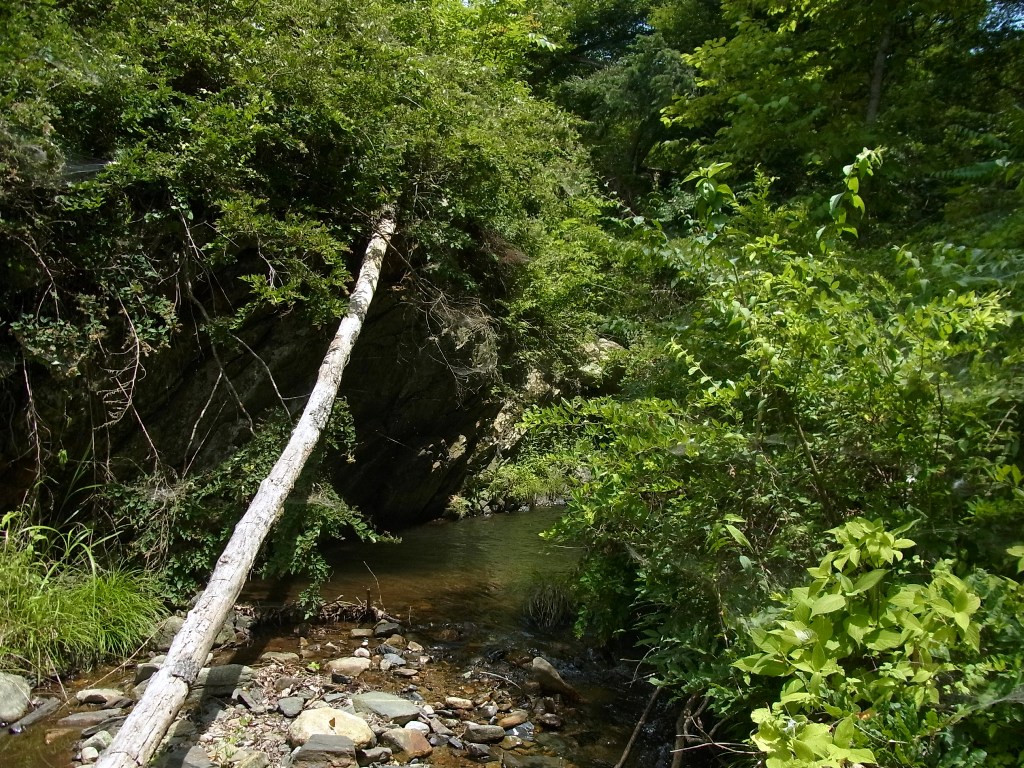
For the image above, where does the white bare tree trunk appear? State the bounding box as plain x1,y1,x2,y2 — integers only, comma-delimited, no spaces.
96,208,396,768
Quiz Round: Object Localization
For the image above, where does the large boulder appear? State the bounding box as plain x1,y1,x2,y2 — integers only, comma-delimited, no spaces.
288,708,375,748
0,673,31,723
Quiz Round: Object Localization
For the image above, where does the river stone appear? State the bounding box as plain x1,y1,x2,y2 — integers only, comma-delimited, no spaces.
428,717,454,737
76,688,127,707
380,727,432,758
498,710,529,729
384,634,406,648
0,672,31,723
393,668,418,678
381,653,406,667
407,640,424,654
352,692,421,725
530,657,578,699
151,616,185,650
537,713,562,729
82,729,114,751
135,661,162,685
235,751,270,768
292,734,357,767
260,651,300,664
57,708,124,728
194,664,253,695
373,621,402,637
352,647,370,659
350,629,374,638
156,745,216,768
358,746,392,766
288,708,375,748
463,742,492,760
463,722,506,743
81,746,100,763
445,696,473,710
279,696,306,717
326,657,371,678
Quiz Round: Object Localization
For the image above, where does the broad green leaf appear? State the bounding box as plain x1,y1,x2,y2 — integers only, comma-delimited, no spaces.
810,593,846,616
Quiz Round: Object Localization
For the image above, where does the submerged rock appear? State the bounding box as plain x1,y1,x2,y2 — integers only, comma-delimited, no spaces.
530,657,578,700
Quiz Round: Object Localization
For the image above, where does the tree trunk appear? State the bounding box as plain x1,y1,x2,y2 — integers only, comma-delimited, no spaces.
866,22,892,125
95,207,397,768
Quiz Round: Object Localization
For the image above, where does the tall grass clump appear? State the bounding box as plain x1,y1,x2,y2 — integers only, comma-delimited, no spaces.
0,511,164,678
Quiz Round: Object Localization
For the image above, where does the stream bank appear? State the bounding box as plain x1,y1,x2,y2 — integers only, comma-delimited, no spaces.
0,509,658,768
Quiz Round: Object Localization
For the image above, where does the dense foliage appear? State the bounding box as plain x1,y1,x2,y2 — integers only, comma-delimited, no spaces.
506,1,1024,765
2,0,1023,760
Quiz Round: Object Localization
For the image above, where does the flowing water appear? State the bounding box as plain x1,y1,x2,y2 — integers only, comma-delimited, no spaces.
1,508,653,768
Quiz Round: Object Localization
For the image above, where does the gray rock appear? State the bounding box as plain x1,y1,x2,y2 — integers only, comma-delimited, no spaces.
82,729,114,751
135,662,162,685
261,651,301,664
156,745,215,768
237,689,267,713
81,746,100,763
275,675,301,692
0,672,31,723
428,718,454,737
77,688,127,708
404,721,430,733
352,692,421,726
380,727,432,758
235,751,270,768
8,696,59,730
381,653,406,667
530,657,578,700
373,621,401,637
357,746,392,766
292,734,357,767
57,709,125,728
463,742,492,760
194,664,254,696
81,715,127,737
462,723,506,743
279,696,306,717
152,616,185,650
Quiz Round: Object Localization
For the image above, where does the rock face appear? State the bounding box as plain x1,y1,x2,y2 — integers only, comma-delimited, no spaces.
0,673,31,723
117,287,506,528
288,708,375,748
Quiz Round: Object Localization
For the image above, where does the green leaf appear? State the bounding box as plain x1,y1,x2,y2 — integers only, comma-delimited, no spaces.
810,593,846,616
850,569,888,594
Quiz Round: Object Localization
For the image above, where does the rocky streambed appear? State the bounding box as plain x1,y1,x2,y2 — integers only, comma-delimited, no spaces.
2,612,637,768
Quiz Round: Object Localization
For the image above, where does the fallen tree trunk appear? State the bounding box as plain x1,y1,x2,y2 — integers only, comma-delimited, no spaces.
96,208,397,768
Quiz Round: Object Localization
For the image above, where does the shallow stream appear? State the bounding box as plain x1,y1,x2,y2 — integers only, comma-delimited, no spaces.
1,508,653,768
